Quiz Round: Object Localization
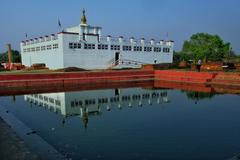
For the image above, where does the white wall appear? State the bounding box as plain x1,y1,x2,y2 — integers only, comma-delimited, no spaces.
21,35,64,69
61,33,173,70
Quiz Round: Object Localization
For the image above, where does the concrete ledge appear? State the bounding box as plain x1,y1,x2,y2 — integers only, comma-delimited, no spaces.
0,105,65,160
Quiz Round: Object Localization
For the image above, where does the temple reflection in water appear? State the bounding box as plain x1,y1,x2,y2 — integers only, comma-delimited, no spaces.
24,88,170,127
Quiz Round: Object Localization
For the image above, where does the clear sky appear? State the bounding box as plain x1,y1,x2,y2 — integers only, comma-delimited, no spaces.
0,0,240,53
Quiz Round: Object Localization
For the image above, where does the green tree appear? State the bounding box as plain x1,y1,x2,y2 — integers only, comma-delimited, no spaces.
0,50,21,63
181,33,231,62
184,91,215,100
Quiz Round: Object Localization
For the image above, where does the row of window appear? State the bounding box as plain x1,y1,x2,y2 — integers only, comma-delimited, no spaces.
111,45,121,51
69,43,171,53
27,99,61,113
70,92,163,107
163,48,170,52
69,43,81,49
29,95,61,106
123,45,132,51
98,44,108,50
144,47,152,52
84,43,95,49
154,47,161,52
134,46,142,51
23,44,59,53
28,92,166,109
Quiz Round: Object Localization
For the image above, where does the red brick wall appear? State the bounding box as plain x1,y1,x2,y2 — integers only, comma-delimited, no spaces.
155,70,215,83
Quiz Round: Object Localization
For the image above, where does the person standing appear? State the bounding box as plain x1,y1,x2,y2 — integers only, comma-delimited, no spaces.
196,59,202,72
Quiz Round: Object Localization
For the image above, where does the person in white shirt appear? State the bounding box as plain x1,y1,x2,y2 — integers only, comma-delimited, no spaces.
196,59,202,72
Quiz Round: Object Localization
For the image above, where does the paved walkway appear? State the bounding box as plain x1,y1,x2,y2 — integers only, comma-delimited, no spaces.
0,118,40,160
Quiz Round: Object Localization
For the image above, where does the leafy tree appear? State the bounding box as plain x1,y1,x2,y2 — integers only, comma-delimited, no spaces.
184,91,216,100
181,33,231,62
173,51,181,64
0,50,21,63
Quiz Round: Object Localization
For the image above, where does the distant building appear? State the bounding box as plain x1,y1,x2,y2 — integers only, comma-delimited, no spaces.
20,9,174,70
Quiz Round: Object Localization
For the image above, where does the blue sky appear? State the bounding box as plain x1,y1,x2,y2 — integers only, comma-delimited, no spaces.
0,0,240,53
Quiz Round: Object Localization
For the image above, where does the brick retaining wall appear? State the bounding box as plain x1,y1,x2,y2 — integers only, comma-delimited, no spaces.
0,70,239,92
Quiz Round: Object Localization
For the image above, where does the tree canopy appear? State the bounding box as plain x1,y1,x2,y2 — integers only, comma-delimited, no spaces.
180,33,231,62
0,50,21,63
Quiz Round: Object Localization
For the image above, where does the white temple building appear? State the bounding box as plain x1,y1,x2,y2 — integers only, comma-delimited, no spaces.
20,10,174,70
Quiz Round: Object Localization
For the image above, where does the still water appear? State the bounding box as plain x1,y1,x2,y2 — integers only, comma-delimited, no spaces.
0,87,240,160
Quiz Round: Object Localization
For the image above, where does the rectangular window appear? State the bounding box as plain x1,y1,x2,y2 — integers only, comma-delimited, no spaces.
36,47,40,51
87,44,91,49
154,47,161,52
105,45,108,50
144,47,152,52
77,43,81,49
55,100,61,106
46,45,52,50
123,45,132,51
133,46,142,51
87,44,92,49
44,96,48,101
41,46,46,51
53,44,59,49
69,43,73,49
74,43,78,49
39,95,43,100
111,45,120,51
49,98,54,104
98,44,108,50
84,43,95,49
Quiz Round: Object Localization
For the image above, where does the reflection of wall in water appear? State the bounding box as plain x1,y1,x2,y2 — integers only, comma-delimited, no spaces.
24,88,170,118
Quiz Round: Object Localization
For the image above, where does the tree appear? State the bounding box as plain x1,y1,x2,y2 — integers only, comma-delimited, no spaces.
181,33,231,62
184,91,215,100
0,50,21,63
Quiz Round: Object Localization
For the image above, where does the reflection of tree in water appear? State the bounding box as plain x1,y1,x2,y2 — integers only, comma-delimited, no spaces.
183,91,216,102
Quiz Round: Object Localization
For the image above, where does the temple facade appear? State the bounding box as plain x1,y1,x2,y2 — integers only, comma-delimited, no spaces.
20,10,174,69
